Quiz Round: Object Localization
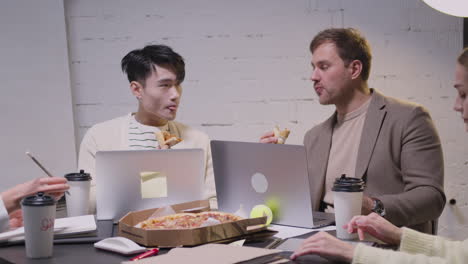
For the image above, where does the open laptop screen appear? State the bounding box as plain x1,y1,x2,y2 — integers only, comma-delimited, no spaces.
211,140,316,228
95,149,204,221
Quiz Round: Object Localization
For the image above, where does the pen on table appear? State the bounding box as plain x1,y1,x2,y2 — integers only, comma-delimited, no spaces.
25,151,70,195
130,248,159,261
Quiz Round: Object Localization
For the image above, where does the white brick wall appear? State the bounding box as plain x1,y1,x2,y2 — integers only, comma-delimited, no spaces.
65,0,467,238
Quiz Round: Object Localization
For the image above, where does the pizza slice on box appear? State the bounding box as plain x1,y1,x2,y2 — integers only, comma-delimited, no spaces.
140,213,196,229
139,212,243,230
197,211,243,223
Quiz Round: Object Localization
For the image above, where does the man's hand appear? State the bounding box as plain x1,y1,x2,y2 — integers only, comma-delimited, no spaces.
156,145,170,150
290,231,355,263
259,131,278,144
344,213,402,245
361,195,374,215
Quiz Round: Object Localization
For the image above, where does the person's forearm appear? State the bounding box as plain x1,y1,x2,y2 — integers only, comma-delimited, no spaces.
0,189,21,213
353,243,448,264
377,186,445,227
399,227,468,260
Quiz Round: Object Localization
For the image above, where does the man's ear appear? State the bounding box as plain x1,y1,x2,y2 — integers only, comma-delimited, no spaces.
130,81,143,99
349,60,363,80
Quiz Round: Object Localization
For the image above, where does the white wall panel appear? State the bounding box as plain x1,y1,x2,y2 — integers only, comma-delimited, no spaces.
0,0,76,190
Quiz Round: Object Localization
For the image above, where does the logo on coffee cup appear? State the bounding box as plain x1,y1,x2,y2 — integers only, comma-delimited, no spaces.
40,218,54,231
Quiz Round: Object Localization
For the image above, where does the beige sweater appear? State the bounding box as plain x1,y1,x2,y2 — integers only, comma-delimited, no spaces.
78,113,216,213
353,227,468,264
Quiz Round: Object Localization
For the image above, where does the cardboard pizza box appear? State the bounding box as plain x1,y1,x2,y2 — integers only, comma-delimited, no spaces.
118,200,270,247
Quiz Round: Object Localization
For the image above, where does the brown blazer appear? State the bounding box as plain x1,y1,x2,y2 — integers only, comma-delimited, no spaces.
303,89,445,234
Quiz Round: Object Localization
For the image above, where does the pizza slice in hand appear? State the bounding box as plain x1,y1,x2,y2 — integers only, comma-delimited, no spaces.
273,125,290,144
155,131,183,148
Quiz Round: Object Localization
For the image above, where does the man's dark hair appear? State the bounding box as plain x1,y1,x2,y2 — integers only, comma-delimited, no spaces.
310,28,372,81
121,44,185,86
458,47,468,70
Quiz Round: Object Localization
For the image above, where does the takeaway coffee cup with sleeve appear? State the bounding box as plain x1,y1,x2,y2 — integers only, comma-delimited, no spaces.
64,169,92,217
21,192,56,258
332,175,365,240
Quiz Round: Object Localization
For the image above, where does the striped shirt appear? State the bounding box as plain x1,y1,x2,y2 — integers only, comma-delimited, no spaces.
127,115,168,150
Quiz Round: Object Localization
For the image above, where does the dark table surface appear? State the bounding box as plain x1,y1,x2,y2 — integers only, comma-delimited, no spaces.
0,221,336,264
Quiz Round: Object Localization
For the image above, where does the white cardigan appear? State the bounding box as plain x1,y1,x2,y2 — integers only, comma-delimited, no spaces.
353,227,468,264
78,113,216,213
0,200,8,231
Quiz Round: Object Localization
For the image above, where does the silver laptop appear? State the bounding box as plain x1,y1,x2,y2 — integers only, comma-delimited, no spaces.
95,149,205,221
211,140,334,228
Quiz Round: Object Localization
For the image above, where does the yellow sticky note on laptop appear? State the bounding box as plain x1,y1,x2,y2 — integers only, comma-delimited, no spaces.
140,171,167,198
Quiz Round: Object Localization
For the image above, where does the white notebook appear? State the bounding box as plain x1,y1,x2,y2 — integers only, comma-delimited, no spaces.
0,214,96,242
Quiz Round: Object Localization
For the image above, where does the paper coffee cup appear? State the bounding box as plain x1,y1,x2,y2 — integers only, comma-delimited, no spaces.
22,192,56,258
332,175,365,240
65,170,92,217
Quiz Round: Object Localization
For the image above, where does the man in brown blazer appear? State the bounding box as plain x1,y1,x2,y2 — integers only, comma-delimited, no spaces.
261,28,445,234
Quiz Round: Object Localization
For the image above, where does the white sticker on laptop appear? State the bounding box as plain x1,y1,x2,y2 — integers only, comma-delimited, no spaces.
251,172,268,193
140,171,168,198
